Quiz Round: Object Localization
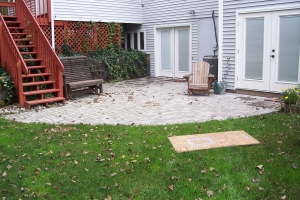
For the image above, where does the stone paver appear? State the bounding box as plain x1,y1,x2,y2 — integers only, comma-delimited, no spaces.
5,77,281,125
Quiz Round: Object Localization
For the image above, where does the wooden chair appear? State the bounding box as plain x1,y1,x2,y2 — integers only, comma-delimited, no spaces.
183,61,214,96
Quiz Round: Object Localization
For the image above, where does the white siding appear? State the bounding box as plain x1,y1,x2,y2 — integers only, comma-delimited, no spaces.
140,0,219,76
222,0,300,90
53,0,143,23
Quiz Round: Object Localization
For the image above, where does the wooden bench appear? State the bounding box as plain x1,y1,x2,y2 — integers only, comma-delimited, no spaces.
60,56,104,99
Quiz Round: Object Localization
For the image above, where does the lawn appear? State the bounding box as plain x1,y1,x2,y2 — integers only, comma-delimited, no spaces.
0,112,299,199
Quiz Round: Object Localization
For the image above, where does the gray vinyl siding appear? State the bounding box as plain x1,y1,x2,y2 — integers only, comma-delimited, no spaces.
223,0,300,90
53,0,143,23
140,0,218,77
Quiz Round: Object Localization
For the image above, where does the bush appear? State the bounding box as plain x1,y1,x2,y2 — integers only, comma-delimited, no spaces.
282,85,300,104
88,44,148,82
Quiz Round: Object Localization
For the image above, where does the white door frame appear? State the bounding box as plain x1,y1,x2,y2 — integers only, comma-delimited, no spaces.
154,24,192,78
235,6,300,92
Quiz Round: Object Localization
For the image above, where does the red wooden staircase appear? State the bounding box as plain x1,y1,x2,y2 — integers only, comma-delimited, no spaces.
0,1,65,109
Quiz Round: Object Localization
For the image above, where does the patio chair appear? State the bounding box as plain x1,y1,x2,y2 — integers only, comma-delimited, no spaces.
183,61,214,96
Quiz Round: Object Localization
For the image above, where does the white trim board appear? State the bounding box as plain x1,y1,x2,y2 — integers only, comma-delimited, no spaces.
218,0,223,83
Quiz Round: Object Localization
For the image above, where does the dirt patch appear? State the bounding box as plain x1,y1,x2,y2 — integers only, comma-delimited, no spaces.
236,96,257,101
248,101,277,109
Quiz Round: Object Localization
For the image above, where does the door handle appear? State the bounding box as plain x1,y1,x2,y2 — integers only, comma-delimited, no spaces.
270,55,275,58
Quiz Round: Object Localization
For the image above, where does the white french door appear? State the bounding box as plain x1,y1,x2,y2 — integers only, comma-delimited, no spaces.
238,9,300,92
157,26,190,78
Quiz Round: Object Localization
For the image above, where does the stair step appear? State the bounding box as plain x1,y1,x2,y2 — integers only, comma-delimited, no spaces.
17,45,35,48
11,33,27,36
8,27,24,30
20,52,38,55
24,59,42,62
14,39,31,42
27,65,47,69
22,73,51,78
5,21,21,24
24,97,65,109
24,89,60,96
23,81,55,87
3,16,18,20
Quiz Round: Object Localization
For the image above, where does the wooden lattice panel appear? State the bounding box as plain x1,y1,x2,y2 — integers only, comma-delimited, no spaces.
54,26,65,53
40,25,51,44
66,22,95,53
95,23,108,48
38,21,120,54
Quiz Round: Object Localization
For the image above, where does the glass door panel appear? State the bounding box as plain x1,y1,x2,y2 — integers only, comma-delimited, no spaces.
175,27,190,78
178,29,189,71
277,15,300,83
161,30,171,71
245,18,264,80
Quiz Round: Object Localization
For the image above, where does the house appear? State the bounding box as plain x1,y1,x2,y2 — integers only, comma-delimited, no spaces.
220,0,300,94
0,0,299,108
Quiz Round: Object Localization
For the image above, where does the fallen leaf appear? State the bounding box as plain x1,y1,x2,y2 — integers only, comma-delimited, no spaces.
246,186,251,191
219,184,227,192
2,171,7,178
168,184,174,191
110,173,117,177
201,170,207,174
206,190,214,197
121,155,125,159
281,195,286,200
187,178,192,181
104,195,112,200
46,183,51,186
210,167,215,171
256,165,263,170
258,187,264,191
74,160,78,165
65,152,71,157
292,163,298,169
252,178,260,183
128,142,134,145
83,151,89,155
7,165,12,170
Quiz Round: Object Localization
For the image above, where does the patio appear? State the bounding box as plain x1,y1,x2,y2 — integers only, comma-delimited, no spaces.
5,77,281,125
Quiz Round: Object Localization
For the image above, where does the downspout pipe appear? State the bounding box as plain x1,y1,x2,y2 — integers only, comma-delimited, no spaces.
212,11,218,56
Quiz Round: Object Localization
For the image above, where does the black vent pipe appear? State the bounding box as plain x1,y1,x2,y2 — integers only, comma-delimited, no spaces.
212,11,218,56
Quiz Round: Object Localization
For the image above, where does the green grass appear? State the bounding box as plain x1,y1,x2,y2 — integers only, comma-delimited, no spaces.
0,112,299,199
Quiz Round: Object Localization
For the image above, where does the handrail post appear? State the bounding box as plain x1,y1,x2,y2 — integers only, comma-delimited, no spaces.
17,60,25,108
47,0,51,24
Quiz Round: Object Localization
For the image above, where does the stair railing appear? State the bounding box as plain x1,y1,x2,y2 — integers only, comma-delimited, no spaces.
16,0,64,98
0,14,28,107
24,0,51,25
0,1,15,16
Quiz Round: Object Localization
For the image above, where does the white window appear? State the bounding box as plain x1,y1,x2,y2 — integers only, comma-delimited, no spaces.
125,31,145,51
